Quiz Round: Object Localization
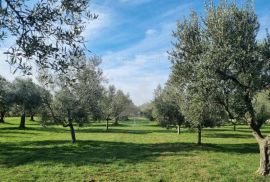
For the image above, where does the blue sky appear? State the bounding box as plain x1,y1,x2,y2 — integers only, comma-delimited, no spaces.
82,0,270,105
0,0,269,105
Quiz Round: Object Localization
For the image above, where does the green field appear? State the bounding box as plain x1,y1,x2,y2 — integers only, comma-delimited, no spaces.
0,117,269,182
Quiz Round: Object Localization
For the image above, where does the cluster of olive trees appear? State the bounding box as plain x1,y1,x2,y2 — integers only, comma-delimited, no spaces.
0,56,135,143
0,76,48,127
0,0,138,144
47,56,134,143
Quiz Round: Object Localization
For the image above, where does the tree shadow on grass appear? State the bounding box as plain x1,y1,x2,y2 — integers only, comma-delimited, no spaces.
0,126,176,134
77,127,186,134
0,126,70,133
77,128,153,134
0,140,259,168
0,127,39,135
203,133,253,139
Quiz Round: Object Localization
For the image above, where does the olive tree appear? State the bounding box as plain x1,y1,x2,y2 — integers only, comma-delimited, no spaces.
101,85,116,131
52,56,104,142
11,78,42,128
54,88,80,143
153,84,184,134
139,102,155,121
170,0,270,174
170,11,226,144
111,90,132,125
203,1,270,175
73,56,104,122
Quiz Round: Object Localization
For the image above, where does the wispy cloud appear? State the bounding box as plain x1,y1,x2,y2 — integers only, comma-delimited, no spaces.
83,6,113,41
103,52,169,105
101,21,177,105
92,1,193,105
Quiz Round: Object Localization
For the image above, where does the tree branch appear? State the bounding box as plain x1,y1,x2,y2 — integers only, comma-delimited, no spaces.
4,0,26,25
216,70,249,89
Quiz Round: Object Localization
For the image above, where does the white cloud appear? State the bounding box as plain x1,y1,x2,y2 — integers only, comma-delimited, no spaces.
97,2,193,105
101,21,175,105
103,52,169,105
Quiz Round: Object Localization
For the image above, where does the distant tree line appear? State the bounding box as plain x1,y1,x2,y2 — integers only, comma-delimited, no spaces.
0,56,138,143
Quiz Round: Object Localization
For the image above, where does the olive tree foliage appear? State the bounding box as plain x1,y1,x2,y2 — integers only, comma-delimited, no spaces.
100,85,133,126
53,88,80,143
51,56,105,143
111,90,132,125
139,102,155,121
73,56,104,121
100,85,116,131
153,84,184,134
214,84,248,131
254,91,270,125
11,78,42,128
169,11,226,144
0,75,12,123
170,0,270,174
0,0,97,78
38,87,56,126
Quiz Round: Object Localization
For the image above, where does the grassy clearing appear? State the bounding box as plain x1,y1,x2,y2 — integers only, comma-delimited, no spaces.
0,117,269,182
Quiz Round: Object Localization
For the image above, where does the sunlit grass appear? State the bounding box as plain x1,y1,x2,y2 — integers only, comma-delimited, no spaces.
0,117,269,182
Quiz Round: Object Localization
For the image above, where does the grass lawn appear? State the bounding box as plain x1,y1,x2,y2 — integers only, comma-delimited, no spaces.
0,117,269,182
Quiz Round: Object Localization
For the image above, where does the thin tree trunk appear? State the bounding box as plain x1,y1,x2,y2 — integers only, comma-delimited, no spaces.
46,102,60,124
0,112,5,123
177,124,180,135
106,119,109,131
29,109,34,121
69,123,76,143
67,109,76,143
19,112,26,129
197,125,202,145
114,117,119,125
233,123,236,131
30,113,34,121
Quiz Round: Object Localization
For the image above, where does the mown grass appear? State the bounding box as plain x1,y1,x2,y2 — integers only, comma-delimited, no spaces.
0,117,269,182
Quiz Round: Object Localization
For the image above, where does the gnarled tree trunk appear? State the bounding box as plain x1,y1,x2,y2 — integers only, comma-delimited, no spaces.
245,92,270,175
254,135,270,175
